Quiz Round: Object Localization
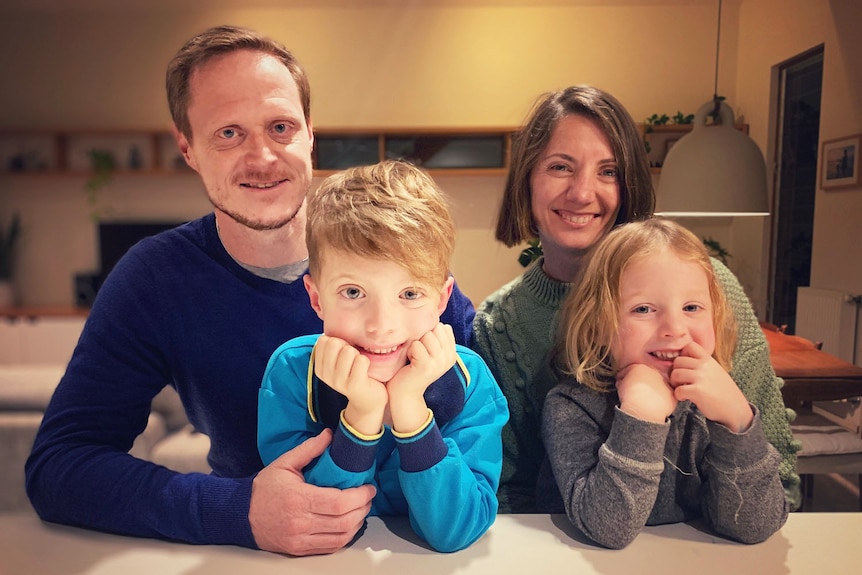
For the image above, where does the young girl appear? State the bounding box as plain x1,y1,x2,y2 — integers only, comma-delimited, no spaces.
540,218,788,549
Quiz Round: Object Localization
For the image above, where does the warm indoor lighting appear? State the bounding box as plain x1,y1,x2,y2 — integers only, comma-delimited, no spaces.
656,0,769,218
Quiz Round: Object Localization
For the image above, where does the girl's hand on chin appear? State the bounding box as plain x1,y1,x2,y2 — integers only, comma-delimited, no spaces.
616,363,677,423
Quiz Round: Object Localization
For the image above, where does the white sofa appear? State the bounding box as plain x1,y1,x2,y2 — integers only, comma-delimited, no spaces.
0,363,211,511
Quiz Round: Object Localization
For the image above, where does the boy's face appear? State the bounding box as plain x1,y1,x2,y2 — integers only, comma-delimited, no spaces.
611,249,716,383
304,249,454,383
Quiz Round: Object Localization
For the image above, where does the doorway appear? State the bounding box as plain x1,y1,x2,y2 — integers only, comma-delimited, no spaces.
768,47,824,334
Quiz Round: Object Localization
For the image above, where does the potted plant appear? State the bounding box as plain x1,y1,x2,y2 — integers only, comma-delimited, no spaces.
0,212,21,308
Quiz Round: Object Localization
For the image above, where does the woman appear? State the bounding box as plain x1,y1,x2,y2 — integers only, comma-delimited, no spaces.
471,85,799,513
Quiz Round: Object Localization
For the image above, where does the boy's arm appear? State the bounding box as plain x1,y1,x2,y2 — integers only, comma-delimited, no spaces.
700,408,790,544
394,349,509,553
258,338,379,490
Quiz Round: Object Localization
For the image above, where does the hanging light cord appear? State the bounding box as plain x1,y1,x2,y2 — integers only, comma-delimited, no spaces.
711,0,723,118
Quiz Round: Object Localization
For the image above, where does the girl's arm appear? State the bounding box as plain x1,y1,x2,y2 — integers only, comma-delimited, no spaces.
712,258,801,508
542,381,670,549
699,407,790,543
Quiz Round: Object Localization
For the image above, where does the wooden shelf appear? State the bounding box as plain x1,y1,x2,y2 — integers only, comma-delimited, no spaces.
1,127,518,177
0,129,192,176
312,127,516,174
0,306,89,320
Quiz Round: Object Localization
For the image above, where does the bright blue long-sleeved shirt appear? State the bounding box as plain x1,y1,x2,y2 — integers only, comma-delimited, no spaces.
258,335,509,552
25,213,477,548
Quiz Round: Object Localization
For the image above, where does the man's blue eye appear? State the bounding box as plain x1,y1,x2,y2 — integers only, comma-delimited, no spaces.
273,124,287,134
221,129,236,139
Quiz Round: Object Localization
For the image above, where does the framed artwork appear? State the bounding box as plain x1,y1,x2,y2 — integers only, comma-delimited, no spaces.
820,134,860,190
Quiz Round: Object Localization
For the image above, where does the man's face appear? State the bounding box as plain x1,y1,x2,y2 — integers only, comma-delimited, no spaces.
177,49,313,231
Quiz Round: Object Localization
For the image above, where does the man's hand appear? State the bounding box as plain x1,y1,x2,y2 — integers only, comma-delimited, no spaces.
616,363,677,423
249,429,376,556
670,342,754,432
387,323,457,433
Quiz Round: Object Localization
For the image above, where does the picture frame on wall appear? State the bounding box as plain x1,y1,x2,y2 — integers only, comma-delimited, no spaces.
820,134,860,190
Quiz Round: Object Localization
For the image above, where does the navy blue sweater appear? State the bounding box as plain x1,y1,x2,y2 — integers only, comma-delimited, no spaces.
25,213,476,548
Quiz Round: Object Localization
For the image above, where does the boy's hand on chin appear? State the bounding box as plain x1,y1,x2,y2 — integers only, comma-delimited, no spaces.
314,335,387,434
387,323,457,433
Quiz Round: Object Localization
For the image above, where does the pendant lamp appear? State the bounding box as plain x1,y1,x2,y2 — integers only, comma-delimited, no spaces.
656,0,769,217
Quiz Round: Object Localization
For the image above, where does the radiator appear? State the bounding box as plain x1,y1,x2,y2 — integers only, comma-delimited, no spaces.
795,287,860,364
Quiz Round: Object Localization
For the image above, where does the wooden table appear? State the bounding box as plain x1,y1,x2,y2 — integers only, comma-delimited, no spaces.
762,326,862,407
1,510,859,575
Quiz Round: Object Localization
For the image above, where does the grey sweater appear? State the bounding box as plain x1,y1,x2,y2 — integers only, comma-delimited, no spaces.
540,381,790,549
473,257,800,513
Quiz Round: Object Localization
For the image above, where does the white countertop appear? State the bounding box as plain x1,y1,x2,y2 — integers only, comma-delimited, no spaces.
1,510,858,575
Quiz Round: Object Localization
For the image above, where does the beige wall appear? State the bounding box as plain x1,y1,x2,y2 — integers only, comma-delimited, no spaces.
735,0,862,362
1,1,860,327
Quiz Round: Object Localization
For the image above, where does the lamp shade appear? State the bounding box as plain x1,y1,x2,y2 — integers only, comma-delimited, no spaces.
656,101,769,217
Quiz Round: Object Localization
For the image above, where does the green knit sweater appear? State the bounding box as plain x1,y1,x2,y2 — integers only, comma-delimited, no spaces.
472,257,801,513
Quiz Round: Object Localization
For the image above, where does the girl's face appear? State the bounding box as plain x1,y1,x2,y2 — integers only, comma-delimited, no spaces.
611,248,716,382
304,249,453,383
530,114,621,269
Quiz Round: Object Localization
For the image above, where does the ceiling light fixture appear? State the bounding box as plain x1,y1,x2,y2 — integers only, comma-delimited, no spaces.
656,0,769,217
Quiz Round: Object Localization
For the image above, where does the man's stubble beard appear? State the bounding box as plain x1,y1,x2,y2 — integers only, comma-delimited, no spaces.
208,188,307,232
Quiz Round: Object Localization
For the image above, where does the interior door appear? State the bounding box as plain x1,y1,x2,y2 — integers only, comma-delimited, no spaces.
768,47,823,334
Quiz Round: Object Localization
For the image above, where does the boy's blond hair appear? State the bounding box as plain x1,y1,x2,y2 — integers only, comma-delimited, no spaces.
306,160,455,288
553,217,737,392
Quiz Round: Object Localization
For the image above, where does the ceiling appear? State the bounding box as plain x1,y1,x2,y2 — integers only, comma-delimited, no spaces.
0,0,723,13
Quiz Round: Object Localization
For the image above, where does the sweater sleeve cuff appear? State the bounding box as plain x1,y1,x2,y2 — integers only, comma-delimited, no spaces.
706,404,772,465
605,405,671,463
330,410,381,473
200,475,258,549
394,414,447,472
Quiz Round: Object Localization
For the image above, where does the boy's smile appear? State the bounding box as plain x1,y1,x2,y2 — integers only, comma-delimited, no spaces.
304,249,452,383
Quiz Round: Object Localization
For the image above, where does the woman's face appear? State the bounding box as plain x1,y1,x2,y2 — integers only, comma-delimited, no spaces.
530,114,621,272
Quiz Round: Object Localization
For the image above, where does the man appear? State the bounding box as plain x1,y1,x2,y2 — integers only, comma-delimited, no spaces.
25,25,476,556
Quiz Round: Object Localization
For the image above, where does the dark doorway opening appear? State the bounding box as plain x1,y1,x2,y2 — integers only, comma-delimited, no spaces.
768,46,824,334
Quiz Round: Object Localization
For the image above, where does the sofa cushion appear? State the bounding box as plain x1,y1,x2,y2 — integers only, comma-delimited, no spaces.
0,364,66,410
0,412,44,511
148,425,211,474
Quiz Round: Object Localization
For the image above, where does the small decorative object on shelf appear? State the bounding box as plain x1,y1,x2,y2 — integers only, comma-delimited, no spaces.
0,212,21,308
85,149,117,221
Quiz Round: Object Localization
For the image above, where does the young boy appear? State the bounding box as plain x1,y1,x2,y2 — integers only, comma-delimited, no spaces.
257,160,509,553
